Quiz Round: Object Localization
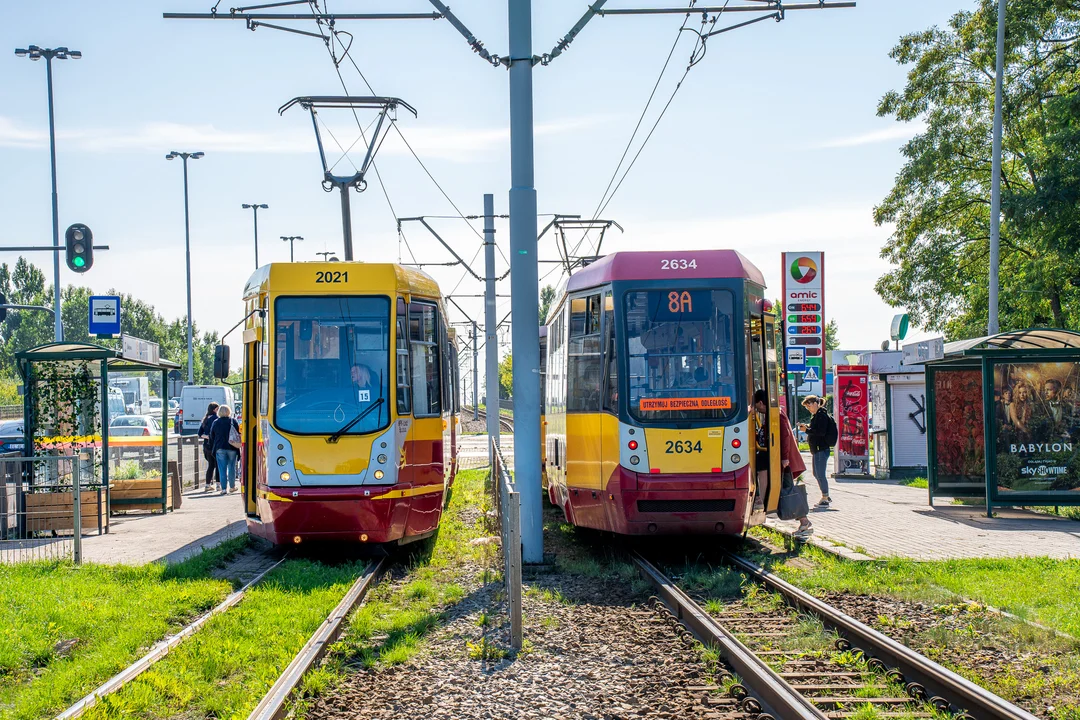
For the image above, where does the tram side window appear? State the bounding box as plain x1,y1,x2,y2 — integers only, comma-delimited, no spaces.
410,303,442,417
396,299,411,415
568,294,602,412
602,291,618,414
259,300,269,416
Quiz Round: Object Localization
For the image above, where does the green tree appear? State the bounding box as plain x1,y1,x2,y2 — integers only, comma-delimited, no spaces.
824,319,840,351
0,259,53,375
875,0,1080,338
539,285,556,325
498,353,513,399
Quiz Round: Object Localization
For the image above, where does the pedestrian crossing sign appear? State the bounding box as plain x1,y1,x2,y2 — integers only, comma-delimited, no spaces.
802,366,820,382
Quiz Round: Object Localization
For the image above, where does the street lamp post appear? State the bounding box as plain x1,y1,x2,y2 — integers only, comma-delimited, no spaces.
315,251,336,262
15,45,82,342
166,150,204,385
242,203,268,268
989,0,1006,336
281,235,303,262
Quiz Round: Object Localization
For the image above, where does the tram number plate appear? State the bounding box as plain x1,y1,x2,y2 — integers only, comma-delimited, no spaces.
660,258,698,270
665,440,703,454
315,271,349,283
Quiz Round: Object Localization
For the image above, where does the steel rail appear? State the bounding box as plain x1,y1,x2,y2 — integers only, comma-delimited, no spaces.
724,551,1042,720
56,555,287,720
631,552,826,720
468,406,514,433
246,558,385,720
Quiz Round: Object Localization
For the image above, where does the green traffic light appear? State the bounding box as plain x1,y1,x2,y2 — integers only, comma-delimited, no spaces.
73,257,85,267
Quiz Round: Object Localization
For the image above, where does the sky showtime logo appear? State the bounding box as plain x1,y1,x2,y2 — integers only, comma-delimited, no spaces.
790,256,818,284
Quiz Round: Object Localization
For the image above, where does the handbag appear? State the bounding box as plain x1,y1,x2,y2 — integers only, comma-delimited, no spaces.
777,468,809,521
228,420,242,450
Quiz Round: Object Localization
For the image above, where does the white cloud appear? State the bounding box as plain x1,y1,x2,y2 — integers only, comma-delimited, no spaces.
0,114,612,162
816,122,926,149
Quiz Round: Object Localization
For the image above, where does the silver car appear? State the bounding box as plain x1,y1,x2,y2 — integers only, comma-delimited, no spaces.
109,415,163,437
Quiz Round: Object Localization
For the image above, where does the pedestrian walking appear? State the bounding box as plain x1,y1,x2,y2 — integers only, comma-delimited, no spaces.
198,402,220,491
209,404,241,495
754,390,812,536
799,395,837,507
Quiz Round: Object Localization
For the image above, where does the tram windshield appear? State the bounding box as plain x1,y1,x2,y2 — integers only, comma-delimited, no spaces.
624,289,738,423
274,296,391,435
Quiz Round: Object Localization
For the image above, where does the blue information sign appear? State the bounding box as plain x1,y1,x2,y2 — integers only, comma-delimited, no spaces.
89,295,121,337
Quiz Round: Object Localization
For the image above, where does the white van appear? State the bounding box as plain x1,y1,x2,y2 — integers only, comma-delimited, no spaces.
179,385,236,436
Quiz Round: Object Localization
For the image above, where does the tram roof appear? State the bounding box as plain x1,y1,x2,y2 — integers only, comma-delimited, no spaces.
243,262,440,300
566,250,765,293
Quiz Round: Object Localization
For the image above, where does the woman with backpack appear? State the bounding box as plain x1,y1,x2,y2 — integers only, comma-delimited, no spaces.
198,402,220,491
209,404,241,495
799,395,836,507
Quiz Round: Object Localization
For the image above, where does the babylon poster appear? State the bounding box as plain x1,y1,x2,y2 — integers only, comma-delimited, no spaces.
994,362,1080,493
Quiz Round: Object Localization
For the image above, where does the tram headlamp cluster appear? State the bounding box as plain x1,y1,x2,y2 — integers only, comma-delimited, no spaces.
277,457,287,466
377,454,387,464
373,469,385,480
730,454,741,464
280,472,291,481
627,440,638,450
629,455,640,466
731,438,741,449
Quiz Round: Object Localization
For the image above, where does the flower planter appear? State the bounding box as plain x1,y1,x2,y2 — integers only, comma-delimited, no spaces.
111,476,172,514
23,489,108,534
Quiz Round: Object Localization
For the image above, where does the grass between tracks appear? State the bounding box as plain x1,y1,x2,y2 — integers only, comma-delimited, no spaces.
746,527,1080,720
0,535,249,720
291,468,490,714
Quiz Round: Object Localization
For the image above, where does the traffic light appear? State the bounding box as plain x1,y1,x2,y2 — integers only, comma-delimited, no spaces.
65,223,93,273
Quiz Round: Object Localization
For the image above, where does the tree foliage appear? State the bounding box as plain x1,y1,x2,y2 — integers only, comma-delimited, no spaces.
498,353,513,399
825,319,841,351
539,285,556,325
875,0,1080,338
0,259,221,384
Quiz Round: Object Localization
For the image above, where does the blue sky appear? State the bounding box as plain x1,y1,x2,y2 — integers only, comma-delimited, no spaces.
1,0,961,364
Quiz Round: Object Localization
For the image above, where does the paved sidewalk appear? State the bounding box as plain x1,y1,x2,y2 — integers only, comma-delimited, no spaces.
80,489,247,565
768,454,1080,560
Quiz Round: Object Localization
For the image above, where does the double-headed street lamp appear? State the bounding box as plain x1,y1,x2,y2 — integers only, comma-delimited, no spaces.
166,150,204,385
241,203,268,268
15,44,81,342
280,235,303,262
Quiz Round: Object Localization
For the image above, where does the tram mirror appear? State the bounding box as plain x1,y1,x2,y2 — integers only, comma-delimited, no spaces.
213,345,230,380
300,320,313,342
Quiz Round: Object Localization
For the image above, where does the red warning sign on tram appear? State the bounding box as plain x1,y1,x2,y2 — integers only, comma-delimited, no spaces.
640,397,732,411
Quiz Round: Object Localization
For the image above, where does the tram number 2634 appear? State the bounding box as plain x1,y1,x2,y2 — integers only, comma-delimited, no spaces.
665,440,703,454
660,258,698,270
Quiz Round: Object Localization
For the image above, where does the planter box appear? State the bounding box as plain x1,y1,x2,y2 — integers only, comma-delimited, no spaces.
111,477,172,514
24,490,108,534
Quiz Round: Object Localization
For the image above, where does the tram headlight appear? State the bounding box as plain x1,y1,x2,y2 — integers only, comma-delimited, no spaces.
629,455,640,466
373,469,385,480
730,454,741,464
731,438,741,449
277,456,287,466
377,454,387,464
279,471,291,481
627,440,638,450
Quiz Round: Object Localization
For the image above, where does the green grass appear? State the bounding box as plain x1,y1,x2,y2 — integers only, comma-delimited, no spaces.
0,536,249,720
80,558,368,720
899,476,928,489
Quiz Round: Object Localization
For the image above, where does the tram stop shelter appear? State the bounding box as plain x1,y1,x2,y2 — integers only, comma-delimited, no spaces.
920,328,1080,516
16,341,181,516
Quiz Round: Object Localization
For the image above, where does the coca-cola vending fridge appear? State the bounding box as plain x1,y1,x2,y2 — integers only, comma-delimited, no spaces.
834,365,871,476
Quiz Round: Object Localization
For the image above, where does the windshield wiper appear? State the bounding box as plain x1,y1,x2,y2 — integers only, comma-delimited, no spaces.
327,397,385,444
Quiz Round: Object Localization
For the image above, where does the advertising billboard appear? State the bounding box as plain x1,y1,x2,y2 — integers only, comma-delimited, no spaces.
782,252,825,397
932,368,985,488
835,365,870,475
993,362,1080,493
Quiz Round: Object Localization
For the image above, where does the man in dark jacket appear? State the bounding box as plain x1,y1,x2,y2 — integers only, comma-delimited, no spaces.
799,395,833,507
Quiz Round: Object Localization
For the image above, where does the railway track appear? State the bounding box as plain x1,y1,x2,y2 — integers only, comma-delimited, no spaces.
633,551,1041,720
465,406,514,432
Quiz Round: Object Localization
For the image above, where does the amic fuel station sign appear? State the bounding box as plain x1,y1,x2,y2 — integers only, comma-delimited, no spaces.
781,252,825,397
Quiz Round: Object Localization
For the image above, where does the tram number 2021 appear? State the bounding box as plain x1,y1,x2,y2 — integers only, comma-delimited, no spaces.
315,271,349,283
665,440,703,454
660,258,698,270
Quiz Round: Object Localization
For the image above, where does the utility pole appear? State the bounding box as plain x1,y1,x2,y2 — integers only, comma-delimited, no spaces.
242,203,268,268
507,0,543,564
166,150,204,384
989,0,1006,336
15,45,82,342
484,194,500,470
281,235,303,262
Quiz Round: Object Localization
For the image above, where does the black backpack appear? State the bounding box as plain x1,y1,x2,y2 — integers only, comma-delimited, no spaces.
824,411,839,447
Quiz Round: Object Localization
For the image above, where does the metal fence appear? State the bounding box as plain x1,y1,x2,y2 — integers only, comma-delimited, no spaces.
492,436,522,650
0,455,91,564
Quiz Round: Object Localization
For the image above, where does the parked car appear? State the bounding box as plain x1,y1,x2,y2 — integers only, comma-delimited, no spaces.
0,419,25,454
109,415,163,437
168,398,180,413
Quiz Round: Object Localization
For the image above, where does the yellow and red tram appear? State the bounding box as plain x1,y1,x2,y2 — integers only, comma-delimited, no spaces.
231,262,459,546
543,250,783,536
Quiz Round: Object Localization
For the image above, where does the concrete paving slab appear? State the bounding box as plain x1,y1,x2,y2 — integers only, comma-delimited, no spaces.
80,489,247,566
768,454,1080,560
